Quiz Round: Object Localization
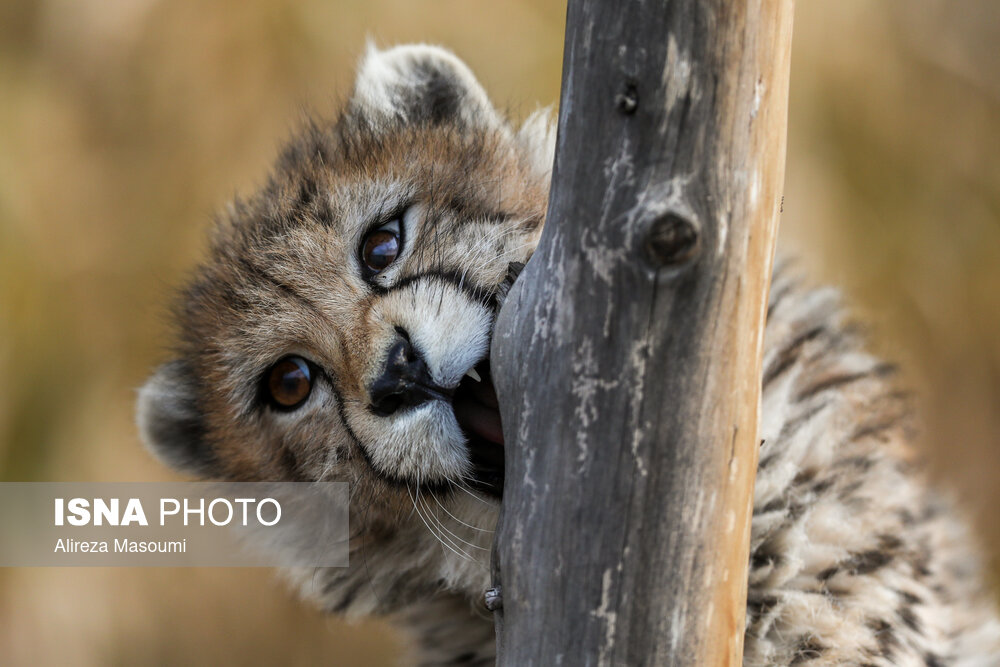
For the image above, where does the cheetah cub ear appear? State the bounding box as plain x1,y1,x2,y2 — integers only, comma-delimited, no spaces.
136,360,217,478
350,42,506,130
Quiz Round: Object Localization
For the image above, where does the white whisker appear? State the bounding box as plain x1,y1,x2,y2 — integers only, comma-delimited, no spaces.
408,483,472,562
432,493,494,533
418,492,490,552
415,487,477,561
452,478,497,506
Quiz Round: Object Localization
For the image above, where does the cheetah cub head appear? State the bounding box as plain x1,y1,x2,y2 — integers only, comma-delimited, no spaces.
137,44,554,523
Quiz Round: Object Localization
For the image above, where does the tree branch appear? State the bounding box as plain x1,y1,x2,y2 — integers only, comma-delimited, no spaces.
490,1,794,663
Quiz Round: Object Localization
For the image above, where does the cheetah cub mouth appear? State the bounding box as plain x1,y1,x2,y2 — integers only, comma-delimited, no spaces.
366,328,504,498
452,358,504,497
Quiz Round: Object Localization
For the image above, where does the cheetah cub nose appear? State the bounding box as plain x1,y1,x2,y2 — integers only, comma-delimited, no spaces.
368,327,452,416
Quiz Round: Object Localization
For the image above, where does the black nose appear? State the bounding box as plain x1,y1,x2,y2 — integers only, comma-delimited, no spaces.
369,329,451,416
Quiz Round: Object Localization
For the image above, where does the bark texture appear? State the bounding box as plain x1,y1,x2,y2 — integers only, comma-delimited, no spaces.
490,0,794,664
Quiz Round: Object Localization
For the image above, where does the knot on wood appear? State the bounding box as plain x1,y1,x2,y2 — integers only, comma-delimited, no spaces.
642,212,700,268
615,82,639,114
484,586,503,611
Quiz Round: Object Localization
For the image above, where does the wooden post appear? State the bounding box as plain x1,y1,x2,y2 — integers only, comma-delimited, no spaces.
490,0,794,664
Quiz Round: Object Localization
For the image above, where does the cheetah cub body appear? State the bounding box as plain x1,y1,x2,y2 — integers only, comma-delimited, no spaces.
137,44,1000,665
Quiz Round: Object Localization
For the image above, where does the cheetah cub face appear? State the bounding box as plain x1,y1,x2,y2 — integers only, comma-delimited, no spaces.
137,45,554,513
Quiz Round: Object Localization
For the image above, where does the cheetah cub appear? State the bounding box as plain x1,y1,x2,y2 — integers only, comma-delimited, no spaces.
137,44,1000,665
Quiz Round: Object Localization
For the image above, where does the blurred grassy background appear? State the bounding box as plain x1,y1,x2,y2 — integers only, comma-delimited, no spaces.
0,1,997,665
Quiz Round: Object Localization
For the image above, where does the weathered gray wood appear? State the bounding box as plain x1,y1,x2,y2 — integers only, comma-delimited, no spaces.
490,1,794,664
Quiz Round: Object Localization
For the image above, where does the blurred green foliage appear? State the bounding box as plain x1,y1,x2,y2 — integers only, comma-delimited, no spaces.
0,1,997,664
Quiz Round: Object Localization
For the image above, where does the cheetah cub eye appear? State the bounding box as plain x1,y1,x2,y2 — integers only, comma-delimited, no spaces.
360,218,402,277
264,356,314,410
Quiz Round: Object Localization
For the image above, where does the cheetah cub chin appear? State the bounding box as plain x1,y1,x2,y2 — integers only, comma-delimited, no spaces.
137,43,1000,666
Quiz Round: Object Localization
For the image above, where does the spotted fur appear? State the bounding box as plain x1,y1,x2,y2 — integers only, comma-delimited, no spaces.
137,44,1000,665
